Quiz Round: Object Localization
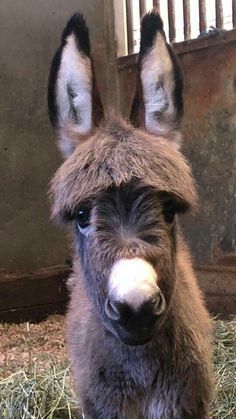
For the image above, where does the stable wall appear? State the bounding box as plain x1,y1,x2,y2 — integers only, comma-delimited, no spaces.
0,0,119,273
117,33,236,267
0,2,235,273
179,39,236,265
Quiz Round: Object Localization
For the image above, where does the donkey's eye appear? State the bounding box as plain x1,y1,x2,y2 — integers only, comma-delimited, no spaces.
76,208,91,230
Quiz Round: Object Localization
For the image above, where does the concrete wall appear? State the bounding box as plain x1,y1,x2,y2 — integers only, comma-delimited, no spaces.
0,0,117,273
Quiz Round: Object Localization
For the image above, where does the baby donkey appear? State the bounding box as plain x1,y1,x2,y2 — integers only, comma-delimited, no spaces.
48,10,213,419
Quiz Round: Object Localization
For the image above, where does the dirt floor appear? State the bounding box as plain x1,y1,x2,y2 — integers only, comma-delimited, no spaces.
0,315,66,378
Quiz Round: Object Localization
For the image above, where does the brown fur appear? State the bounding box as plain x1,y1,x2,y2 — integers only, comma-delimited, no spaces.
50,117,213,418
66,225,213,418
51,116,197,222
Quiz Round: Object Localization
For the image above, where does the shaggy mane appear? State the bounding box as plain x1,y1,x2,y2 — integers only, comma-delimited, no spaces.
51,116,197,222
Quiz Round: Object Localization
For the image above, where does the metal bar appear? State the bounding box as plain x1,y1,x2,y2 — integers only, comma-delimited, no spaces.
199,0,207,33
126,0,134,54
114,0,128,56
215,0,223,29
139,0,146,18
153,0,160,10
233,0,236,28
168,0,176,42
183,0,191,40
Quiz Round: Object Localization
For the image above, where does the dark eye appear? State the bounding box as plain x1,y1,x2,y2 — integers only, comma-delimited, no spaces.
162,199,176,224
76,207,91,229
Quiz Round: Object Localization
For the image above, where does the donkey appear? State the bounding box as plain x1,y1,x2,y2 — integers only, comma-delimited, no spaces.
48,11,213,419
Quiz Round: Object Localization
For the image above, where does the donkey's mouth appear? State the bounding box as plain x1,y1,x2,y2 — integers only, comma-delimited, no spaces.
112,323,156,346
105,290,166,346
105,325,154,346
119,334,153,346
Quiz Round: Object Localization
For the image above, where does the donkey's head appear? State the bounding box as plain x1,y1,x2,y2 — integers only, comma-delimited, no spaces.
48,12,197,346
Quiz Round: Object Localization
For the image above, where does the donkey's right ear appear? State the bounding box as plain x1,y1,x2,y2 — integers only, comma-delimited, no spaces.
48,13,103,158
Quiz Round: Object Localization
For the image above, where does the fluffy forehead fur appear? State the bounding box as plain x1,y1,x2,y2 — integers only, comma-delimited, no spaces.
51,116,197,221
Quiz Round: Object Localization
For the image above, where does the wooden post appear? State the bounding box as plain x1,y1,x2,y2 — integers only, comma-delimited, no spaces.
215,0,223,29
183,0,191,40
199,0,207,33
233,0,236,28
168,0,176,42
113,0,128,56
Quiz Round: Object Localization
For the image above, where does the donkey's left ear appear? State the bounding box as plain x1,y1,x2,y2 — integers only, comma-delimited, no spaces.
131,11,183,148
48,13,103,158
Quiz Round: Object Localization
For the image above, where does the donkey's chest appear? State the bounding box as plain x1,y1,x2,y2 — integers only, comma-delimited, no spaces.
95,362,180,419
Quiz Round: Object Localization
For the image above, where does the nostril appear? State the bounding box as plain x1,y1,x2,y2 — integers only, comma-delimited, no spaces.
105,298,121,321
152,291,166,316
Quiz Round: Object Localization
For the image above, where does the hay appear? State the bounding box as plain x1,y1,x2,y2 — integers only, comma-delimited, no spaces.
0,365,78,419
211,318,236,419
0,317,235,419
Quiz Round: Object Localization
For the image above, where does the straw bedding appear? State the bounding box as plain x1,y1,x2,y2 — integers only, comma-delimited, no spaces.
0,315,235,418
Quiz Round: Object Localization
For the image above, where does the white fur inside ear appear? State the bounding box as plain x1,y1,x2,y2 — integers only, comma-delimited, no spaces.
141,33,181,147
56,34,92,155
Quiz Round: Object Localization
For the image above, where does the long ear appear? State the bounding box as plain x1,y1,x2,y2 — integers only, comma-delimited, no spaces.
131,11,183,148
47,13,103,157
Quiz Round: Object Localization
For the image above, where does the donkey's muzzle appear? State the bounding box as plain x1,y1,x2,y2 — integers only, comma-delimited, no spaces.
105,291,166,346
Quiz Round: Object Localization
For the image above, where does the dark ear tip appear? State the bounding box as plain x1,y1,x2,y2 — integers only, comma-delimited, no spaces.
141,10,164,32
61,12,90,56
139,10,165,59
